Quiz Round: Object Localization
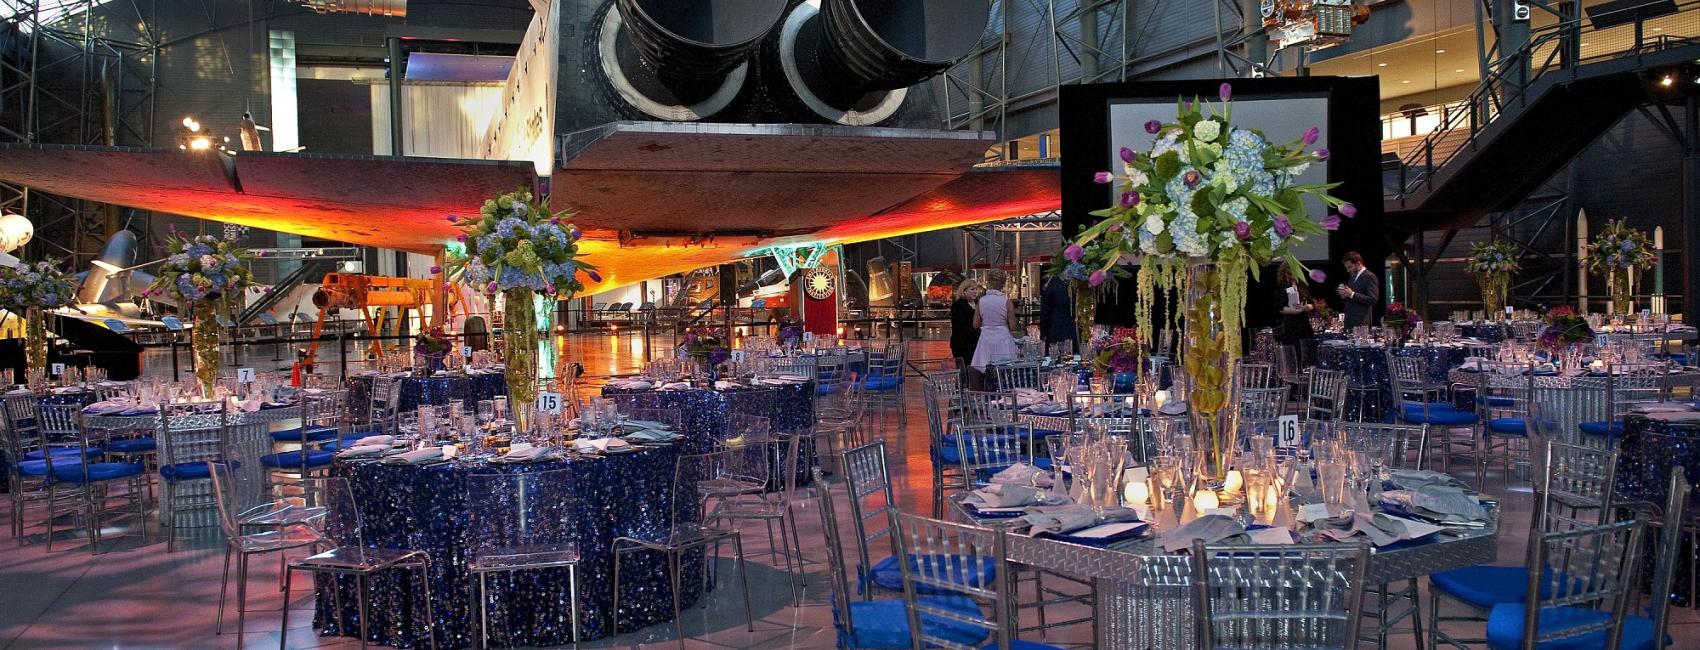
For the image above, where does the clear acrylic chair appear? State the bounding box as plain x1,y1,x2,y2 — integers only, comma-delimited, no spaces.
893,512,1066,650
1475,361,1536,486
993,361,1044,391
1239,385,1290,439
1304,368,1349,422
709,427,808,605
280,476,437,650
38,403,149,553
2,396,59,544
465,468,583,648
1575,363,1665,447
1192,540,1372,650
260,392,342,490
705,413,772,498
1066,393,1146,461
841,440,998,598
1277,344,1310,402
1337,422,1426,647
209,461,320,648
1627,468,1691,650
922,371,965,518
953,421,1036,485
862,340,908,434
1481,516,1648,649
156,400,233,552
959,390,1017,428
611,448,753,648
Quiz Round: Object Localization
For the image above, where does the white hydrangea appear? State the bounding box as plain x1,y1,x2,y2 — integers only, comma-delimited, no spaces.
1124,166,1149,187
1144,213,1165,235
1193,119,1222,143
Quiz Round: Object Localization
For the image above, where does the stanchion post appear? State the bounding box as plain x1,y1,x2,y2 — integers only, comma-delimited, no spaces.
170,332,180,382
339,328,349,381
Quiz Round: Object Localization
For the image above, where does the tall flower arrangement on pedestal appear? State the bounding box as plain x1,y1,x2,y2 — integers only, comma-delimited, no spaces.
1047,241,1127,347
0,259,76,381
445,189,596,432
1583,220,1655,316
1068,82,1351,480
1466,240,1520,318
148,231,255,397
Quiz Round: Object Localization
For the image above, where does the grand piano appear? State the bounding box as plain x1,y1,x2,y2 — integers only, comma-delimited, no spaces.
0,313,144,382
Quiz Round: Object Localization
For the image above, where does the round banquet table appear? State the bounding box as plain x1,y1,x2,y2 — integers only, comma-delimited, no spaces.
1615,413,1700,606
1457,323,1507,342
1447,368,1700,446
1313,342,1469,421
345,371,508,423
316,447,696,648
600,380,815,453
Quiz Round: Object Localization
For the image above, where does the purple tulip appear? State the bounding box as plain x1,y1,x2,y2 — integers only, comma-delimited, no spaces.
456,234,469,243
1309,269,1327,283
1119,191,1140,208
550,217,561,226
1273,214,1293,238
1107,223,1123,232
1064,243,1084,263
1233,221,1251,240
1183,101,1193,111
1313,148,1330,161
429,265,442,274
544,283,555,294
1340,203,1359,219
1119,147,1135,163
1093,171,1113,184
1302,127,1320,145
263,286,274,294
486,281,498,293
587,270,602,283
1320,214,1342,231
569,227,582,240
1219,82,1232,102
1088,270,1108,287
446,214,458,223
1144,119,1162,134
1184,170,1201,187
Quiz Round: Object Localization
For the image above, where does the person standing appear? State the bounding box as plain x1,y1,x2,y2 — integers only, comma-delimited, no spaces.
1274,262,1315,346
1335,251,1381,329
949,279,984,366
1038,274,1077,354
970,270,1019,372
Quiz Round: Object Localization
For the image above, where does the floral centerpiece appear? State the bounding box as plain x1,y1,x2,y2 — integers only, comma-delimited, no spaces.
777,320,805,351
1088,326,1141,393
1466,239,1520,317
1383,302,1423,341
1070,82,1352,480
1309,298,1336,333
414,326,451,375
1049,241,1128,346
446,189,597,431
680,326,730,378
1583,219,1656,316
1538,306,1594,352
0,259,76,381
148,230,256,397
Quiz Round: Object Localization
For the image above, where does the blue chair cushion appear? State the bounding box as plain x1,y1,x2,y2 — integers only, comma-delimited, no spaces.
269,425,340,443
816,383,840,396
1487,418,1530,435
862,374,902,391
318,436,368,452
1430,566,1536,608
1402,400,1462,413
52,462,145,482
866,553,1000,593
1403,409,1479,426
160,460,238,481
1485,604,1658,650
259,449,337,469
17,456,79,476
23,446,102,460
107,437,156,453
839,595,990,649
1474,395,1516,407
1578,421,1624,437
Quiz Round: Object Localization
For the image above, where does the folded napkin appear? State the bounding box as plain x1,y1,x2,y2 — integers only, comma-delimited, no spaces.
381,447,445,465
337,444,390,458
1011,388,1048,407
660,382,692,390
574,437,632,454
624,428,679,443
353,434,394,447
989,462,1054,488
714,380,740,390
1023,505,1140,536
609,379,654,390
1386,469,1467,491
82,399,131,415
5,388,30,396
965,484,1052,509
622,419,671,432
1647,410,1700,422
52,386,83,395
1378,486,1488,523
1158,401,1188,416
1160,514,1248,552
227,397,261,413
1631,403,1694,414
120,404,159,416
1025,401,1067,415
496,446,554,463
1316,512,1444,546
777,374,809,382
356,370,379,377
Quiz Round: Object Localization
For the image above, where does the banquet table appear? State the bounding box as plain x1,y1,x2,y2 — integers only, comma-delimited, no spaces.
1456,323,1507,342
958,473,1499,648
1614,412,1700,605
316,447,694,648
600,379,815,452
346,370,508,422
1314,342,1471,421
1447,367,1700,445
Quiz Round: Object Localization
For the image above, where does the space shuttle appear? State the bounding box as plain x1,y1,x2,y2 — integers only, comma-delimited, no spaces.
0,0,1061,295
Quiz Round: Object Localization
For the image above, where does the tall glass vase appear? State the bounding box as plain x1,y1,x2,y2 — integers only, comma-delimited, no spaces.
502,289,538,433
23,306,46,377
1073,283,1096,353
192,302,222,398
1180,262,1241,483
1478,272,1508,318
1609,268,1633,316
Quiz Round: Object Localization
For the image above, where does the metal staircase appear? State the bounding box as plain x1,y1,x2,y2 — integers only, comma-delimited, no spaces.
1385,0,1700,230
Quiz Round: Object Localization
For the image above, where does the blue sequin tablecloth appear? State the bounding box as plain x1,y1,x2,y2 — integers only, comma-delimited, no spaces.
600,381,816,453
346,372,508,422
1457,323,1507,342
1313,343,1469,421
316,447,695,648
1616,414,1700,606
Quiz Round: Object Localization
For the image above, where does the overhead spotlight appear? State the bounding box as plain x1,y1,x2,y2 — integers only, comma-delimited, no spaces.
1663,75,1676,86
1377,62,1388,67
181,117,200,132
1435,49,1446,53
188,136,212,150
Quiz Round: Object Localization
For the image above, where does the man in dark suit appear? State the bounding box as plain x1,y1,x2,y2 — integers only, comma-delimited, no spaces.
1038,275,1077,354
1335,251,1381,329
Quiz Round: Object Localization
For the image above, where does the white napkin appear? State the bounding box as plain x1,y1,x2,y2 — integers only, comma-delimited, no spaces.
497,446,554,463
610,380,653,390
965,484,1048,508
989,462,1054,488
227,397,261,412
1648,410,1700,422
1160,514,1247,552
776,374,809,382
353,435,394,447
381,447,444,465
714,380,738,390
660,382,692,390
1012,388,1048,407
337,444,390,458
1023,504,1139,535
1386,469,1466,490
52,386,82,395
1158,401,1188,416
1632,403,1695,414
574,437,631,454
1026,401,1067,415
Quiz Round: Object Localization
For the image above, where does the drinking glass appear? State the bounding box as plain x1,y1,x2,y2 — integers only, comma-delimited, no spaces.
476,400,494,428
1318,460,1348,508
1151,454,1181,502
494,396,510,423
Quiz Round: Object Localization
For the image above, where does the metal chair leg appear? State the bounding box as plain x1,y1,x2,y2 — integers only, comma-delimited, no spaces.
732,534,753,631
278,567,293,650
669,549,685,650
569,564,581,647
478,571,489,650
611,547,623,636
236,552,249,648
357,573,370,650
215,546,232,634
418,559,437,650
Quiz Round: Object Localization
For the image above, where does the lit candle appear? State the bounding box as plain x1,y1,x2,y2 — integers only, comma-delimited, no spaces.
1124,480,1150,505
1154,389,1170,410
1192,489,1220,511
1265,485,1281,513
1223,469,1244,494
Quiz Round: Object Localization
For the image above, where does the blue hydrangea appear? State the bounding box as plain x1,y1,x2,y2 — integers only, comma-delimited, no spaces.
187,243,212,258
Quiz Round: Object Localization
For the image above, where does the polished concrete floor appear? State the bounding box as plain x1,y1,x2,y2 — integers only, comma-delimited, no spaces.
1,334,1696,649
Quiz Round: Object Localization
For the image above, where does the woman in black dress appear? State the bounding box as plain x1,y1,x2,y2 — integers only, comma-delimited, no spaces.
949,279,985,365
1274,262,1316,346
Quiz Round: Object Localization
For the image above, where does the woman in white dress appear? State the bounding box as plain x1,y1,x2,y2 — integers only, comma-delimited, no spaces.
970,270,1020,371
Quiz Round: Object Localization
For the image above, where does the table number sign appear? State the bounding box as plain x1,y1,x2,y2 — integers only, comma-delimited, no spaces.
1275,414,1301,447
731,350,746,363
236,367,256,383
538,391,563,414
50,362,64,376
462,345,472,358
